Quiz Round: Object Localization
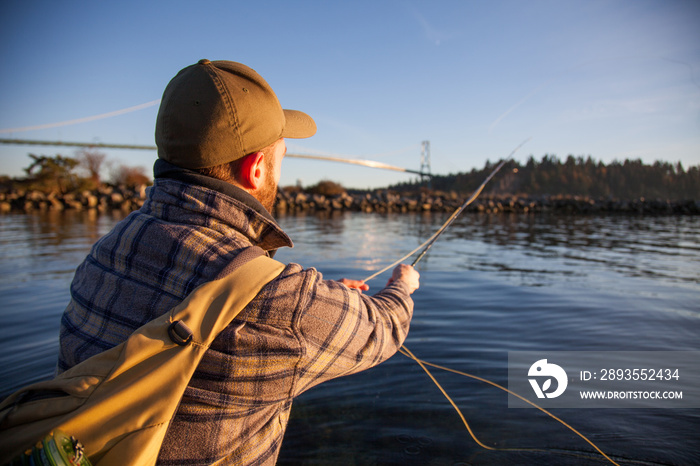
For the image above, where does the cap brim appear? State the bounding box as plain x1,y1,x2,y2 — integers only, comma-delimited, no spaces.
282,109,317,139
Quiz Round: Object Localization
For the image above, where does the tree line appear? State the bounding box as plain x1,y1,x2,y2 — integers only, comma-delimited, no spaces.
391,155,699,200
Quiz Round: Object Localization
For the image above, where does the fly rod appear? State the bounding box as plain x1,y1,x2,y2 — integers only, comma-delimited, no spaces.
362,138,531,283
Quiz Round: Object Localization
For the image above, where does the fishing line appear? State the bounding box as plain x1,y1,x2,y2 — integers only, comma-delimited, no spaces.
285,153,428,176
359,138,618,465
399,347,620,465
287,142,422,160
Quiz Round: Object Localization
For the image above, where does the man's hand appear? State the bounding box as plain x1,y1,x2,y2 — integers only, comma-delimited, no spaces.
387,264,420,294
338,279,370,293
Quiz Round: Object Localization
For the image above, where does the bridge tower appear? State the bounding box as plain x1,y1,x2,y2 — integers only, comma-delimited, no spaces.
420,140,432,187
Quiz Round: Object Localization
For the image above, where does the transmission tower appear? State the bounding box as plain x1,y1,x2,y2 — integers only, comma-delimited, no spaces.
420,140,432,187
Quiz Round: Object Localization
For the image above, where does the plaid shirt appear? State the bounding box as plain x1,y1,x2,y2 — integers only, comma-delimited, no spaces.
58,170,414,465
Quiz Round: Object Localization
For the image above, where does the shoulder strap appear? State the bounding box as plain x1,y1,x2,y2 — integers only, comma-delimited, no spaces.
0,255,285,465
166,253,284,347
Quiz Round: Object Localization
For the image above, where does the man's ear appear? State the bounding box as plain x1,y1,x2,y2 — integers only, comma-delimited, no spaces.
238,152,265,190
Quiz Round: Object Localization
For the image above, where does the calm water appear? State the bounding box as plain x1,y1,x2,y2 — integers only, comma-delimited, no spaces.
0,210,698,465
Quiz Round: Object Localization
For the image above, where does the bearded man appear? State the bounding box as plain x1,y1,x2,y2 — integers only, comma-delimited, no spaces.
58,59,419,465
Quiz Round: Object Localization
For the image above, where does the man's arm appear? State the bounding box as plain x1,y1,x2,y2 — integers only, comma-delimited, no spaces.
293,265,420,395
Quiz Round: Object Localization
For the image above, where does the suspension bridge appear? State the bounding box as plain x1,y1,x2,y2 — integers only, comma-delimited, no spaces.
0,138,432,180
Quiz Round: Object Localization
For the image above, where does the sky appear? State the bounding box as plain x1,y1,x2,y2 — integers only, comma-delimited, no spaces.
1,0,699,190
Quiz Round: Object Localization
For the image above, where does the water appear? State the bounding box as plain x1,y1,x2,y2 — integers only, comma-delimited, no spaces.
1,210,698,465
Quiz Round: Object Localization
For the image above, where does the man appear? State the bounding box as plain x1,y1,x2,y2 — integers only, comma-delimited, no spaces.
57,59,419,465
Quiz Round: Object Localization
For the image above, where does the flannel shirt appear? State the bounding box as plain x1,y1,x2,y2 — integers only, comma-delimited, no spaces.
57,163,414,465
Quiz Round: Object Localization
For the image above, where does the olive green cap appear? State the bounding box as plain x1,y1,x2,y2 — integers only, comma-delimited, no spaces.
155,59,316,169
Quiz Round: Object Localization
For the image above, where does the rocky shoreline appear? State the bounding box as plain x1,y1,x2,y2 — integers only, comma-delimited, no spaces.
1,186,698,215
0,185,149,213
275,190,699,215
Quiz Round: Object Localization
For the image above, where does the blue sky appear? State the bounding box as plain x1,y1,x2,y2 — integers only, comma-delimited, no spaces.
1,0,698,189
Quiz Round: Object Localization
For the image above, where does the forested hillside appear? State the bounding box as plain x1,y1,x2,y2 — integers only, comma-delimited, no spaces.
391,155,699,200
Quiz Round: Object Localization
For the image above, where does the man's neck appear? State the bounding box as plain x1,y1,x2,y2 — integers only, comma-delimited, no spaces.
152,159,276,223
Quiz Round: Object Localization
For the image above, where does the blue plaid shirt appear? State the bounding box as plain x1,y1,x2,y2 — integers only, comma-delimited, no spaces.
58,168,414,465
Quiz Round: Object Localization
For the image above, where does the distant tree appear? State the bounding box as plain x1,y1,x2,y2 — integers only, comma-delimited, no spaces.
305,180,346,196
0,175,12,193
280,184,303,195
77,148,107,186
23,154,81,194
109,164,151,187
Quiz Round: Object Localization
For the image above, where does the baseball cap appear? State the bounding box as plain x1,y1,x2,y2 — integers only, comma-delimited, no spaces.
155,59,316,169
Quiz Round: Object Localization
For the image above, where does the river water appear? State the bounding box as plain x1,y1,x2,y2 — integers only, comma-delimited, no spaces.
0,210,698,465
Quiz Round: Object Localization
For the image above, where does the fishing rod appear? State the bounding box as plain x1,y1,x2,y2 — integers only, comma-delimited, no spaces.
362,137,531,283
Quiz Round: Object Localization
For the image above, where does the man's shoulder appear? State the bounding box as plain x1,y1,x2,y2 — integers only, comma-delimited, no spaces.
232,262,315,324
